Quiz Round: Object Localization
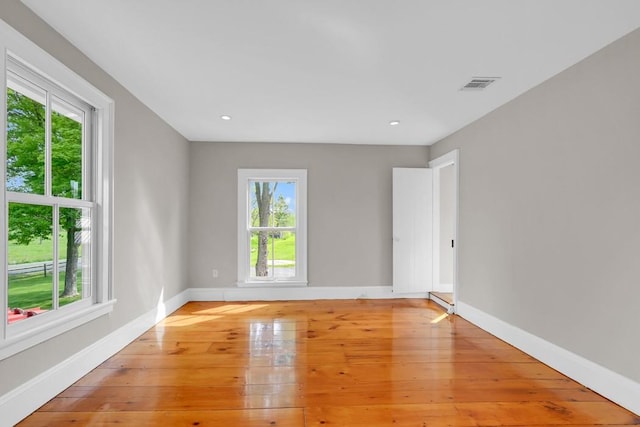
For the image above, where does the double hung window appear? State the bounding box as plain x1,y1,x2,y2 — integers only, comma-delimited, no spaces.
1,20,113,358
5,59,94,324
237,169,307,286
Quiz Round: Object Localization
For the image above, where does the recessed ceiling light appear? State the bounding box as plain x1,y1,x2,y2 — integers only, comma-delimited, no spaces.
389,120,400,126
220,115,232,121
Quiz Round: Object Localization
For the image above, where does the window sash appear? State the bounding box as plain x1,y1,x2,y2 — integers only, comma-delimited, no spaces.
5,199,96,326
7,59,94,202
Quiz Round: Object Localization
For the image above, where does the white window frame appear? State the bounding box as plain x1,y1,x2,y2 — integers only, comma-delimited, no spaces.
0,19,114,360
237,169,307,287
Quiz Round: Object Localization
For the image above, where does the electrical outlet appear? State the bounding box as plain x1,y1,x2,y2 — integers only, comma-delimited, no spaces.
212,269,219,278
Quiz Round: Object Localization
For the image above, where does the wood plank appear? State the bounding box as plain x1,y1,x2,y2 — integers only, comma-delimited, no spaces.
42,385,303,411
19,408,304,427
303,362,568,385
102,350,348,369
305,402,640,426
73,366,304,387
344,348,536,363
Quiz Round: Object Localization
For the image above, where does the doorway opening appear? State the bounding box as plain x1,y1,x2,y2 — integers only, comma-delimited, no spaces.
429,150,459,313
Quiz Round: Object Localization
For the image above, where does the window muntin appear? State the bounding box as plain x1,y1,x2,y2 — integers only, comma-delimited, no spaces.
5,59,94,325
238,170,307,285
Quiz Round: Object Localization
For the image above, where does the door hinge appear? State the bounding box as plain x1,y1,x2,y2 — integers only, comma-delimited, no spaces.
451,240,455,248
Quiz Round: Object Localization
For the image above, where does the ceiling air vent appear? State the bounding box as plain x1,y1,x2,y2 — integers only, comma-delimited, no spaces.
460,77,500,91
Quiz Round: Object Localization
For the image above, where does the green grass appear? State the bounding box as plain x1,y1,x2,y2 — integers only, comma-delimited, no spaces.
8,272,82,310
8,234,68,264
250,233,296,266
7,233,84,312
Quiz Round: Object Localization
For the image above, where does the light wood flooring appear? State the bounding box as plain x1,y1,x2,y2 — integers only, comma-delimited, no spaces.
18,299,640,426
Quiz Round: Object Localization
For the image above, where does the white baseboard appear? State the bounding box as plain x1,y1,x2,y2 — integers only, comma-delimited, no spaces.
188,285,429,301
0,289,190,426
457,301,640,416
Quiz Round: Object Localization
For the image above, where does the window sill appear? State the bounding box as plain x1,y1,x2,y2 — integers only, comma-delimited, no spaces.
0,299,116,361
237,281,308,288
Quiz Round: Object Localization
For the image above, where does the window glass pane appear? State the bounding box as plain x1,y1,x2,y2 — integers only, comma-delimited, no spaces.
59,207,91,307
249,180,296,227
250,231,296,279
6,81,46,195
273,231,296,278
7,203,53,324
52,97,83,199
250,181,274,227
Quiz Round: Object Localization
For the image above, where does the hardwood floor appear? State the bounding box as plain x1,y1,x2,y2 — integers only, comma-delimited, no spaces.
18,299,640,426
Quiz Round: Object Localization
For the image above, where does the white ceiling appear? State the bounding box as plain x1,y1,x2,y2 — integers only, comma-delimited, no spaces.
21,0,640,145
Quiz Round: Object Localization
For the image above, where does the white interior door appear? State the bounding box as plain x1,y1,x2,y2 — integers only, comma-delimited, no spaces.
392,168,433,293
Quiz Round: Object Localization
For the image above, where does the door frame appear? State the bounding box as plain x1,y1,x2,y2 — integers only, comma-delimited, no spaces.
429,149,459,311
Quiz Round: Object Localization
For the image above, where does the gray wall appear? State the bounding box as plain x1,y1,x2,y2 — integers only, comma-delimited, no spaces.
431,28,640,382
189,142,429,288
0,2,190,395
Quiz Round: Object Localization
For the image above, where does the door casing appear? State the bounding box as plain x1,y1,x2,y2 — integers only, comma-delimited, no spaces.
429,149,459,310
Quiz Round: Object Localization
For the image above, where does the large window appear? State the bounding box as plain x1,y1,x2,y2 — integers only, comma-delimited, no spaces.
237,169,307,286
1,20,113,359
6,60,93,325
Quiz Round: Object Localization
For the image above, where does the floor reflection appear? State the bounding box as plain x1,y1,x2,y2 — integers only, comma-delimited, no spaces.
245,318,300,408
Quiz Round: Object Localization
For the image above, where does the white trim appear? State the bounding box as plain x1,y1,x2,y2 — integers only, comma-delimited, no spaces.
98,100,115,303
1,300,114,360
188,286,429,302
0,290,190,426
428,149,459,311
428,149,458,169
457,301,640,416
0,42,8,345
8,297,95,342
6,191,95,207
236,281,308,288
